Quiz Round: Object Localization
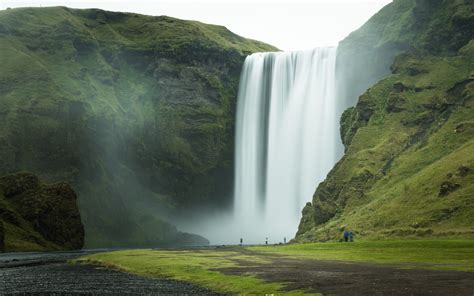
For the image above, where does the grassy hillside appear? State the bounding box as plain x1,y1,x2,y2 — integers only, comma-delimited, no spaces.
297,0,474,241
0,7,277,247
337,0,474,107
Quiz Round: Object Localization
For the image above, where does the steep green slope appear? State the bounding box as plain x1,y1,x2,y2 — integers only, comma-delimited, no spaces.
0,7,276,247
337,0,474,107
297,0,474,241
0,172,84,251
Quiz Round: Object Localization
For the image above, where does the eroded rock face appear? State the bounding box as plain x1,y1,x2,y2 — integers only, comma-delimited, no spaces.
0,172,84,251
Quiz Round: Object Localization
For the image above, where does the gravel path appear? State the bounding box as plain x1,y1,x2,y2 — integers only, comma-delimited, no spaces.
0,251,221,295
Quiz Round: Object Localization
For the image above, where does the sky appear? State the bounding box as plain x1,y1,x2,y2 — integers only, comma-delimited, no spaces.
0,0,392,50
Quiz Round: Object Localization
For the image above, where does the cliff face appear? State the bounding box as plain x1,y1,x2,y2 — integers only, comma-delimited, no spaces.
297,0,474,241
0,172,84,251
337,0,474,107
0,7,276,247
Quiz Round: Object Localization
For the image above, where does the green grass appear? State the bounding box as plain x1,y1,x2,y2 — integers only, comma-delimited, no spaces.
77,240,474,295
78,249,310,295
251,240,474,271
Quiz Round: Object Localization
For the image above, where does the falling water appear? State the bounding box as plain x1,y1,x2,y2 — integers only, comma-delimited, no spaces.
233,47,341,244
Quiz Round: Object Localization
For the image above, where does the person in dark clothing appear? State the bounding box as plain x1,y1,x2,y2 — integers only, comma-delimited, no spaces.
348,231,354,242
343,230,349,242
265,237,268,245
240,238,243,246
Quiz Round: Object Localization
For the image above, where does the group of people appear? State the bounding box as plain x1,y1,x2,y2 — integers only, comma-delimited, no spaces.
239,237,287,246
237,232,354,245
343,230,354,242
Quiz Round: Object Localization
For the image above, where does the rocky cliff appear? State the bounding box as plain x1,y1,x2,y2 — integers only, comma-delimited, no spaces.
0,172,84,251
297,0,474,241
0,7,276,247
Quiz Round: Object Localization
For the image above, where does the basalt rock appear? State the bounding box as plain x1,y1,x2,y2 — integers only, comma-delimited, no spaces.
0,172,84,251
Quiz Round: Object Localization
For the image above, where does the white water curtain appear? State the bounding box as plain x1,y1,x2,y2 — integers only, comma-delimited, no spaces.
234,47,340,243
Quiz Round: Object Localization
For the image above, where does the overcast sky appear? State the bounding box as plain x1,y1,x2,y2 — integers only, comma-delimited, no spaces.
1,0,391,50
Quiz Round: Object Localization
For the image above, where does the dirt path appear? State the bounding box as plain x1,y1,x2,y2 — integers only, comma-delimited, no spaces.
215,247,474,295
0,251,221,295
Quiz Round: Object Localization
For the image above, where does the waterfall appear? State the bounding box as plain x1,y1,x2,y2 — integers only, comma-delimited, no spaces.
234,47,341,244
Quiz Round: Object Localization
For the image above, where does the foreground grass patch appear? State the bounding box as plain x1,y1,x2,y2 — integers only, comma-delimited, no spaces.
77,240,474,294
250,240,474,270
77,249,310,295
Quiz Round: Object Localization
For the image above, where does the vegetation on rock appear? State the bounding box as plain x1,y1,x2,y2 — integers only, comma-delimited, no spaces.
0,172,84,251
0,7,276,247
297,0,474,241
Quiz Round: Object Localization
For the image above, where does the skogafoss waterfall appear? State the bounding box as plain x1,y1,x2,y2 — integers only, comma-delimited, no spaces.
234,47,341,244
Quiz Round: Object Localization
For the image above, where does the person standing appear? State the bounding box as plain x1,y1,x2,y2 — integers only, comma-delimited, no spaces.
343,230,349,242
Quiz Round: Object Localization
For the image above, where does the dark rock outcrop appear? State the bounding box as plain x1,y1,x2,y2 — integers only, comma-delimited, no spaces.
439,181,460,197
0,172,84,251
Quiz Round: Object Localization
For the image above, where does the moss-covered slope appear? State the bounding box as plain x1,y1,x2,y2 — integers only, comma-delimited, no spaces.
0,7,276,247
337,0,474,107
297,0,474,241
0,172,84,251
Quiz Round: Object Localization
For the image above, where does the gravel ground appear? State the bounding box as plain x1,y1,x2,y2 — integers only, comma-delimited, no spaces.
0,251,221,295
217,247,474,295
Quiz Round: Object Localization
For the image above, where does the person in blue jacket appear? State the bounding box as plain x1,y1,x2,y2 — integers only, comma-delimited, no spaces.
343,230,349,242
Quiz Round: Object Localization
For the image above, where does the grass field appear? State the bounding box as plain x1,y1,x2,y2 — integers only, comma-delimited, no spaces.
77,248,300,295
252,240,474,270
76,240,474,294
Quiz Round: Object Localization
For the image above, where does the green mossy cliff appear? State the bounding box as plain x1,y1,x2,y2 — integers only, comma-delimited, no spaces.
0,172,84,251
337,0,474,107
0,7,276,247
297,0,474,241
